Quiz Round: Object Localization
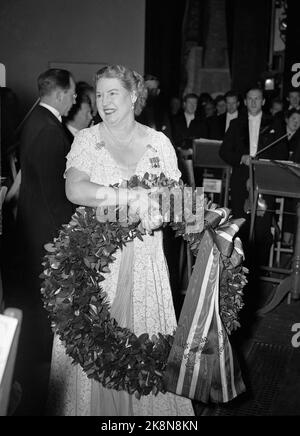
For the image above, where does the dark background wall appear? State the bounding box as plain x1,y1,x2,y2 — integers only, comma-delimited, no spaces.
144,0,274,99
283,0,300,93
144,0,187,101
226,0,272,93
0,0,145,116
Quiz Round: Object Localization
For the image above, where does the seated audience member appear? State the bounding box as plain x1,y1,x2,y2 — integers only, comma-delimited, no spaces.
63,85,93,142
204,100,216,118
215,94,226,116
284,108,300,157
206,90,240,140
196,92,213,118
281,109,300,247
286,89,300,111
136,74,172,139
270,97,284,118
219,86,289,264
169,96,181,117
172,93,208,150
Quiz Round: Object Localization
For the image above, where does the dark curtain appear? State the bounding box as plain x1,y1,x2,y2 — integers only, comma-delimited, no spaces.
226,0,272,93
144,0,187,101
225,0,235,75
283,0,300,94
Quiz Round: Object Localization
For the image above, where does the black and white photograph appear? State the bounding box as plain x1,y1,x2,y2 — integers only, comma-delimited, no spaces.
0,0,299,419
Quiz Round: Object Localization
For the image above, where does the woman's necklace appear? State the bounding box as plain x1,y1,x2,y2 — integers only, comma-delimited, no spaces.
103,122,137,148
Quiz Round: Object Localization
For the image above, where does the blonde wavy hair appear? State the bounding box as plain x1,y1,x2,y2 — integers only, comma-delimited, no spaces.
94,65,147,116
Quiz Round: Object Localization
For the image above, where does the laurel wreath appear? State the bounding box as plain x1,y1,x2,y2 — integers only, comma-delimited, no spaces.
41,173,247,399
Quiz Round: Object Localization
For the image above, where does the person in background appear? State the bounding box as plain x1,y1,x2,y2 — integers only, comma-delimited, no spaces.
17,68,76,415
63,84,93,142
281,109,300,247
219,86,289,265
284,108,300,157
286,89,300,111
204,99,216,118
169,96,181,117
172,93,208,150
136,74,172,139
206,90,240,140
75,81,98,123
270,97,284,118
214,94,226,116
196,92,213,118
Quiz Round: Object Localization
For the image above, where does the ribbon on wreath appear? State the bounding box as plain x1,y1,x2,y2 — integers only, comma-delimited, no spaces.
165,208,246,403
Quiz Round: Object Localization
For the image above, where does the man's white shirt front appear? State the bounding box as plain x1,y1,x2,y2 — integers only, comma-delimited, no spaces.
248,111,262,157
184,112,195,128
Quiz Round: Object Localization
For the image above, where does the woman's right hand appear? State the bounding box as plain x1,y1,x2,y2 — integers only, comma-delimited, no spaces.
129,188,162,233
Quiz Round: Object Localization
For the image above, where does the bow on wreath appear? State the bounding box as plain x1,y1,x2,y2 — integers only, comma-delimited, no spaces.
165,208,246,403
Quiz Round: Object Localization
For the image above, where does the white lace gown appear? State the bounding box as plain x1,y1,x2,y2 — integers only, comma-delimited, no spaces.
47,124,194,416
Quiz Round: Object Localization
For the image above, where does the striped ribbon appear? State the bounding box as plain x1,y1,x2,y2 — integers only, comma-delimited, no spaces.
165,208,246,403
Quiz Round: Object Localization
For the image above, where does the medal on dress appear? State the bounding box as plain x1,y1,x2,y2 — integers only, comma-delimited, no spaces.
150,156,160,168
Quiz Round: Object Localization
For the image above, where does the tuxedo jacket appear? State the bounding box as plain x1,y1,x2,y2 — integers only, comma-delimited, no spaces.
172,113,208,149
287,128,300,163
18,106,74,272
220,112,289,167
62,123,75,144
206,112,242,140
206,113,226,140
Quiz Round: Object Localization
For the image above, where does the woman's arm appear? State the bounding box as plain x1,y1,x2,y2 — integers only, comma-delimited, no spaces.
65,167,144,208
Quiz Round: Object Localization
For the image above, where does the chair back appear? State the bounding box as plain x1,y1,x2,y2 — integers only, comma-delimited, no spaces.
192,138,231,207
177,148,195,189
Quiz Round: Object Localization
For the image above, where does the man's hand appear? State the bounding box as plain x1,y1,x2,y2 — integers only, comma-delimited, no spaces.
240,154,251,166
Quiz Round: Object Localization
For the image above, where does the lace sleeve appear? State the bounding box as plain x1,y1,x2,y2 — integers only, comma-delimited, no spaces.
159,133,181,181
65,129,95,177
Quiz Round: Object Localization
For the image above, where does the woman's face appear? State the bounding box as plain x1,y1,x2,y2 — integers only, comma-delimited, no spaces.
287,113,300,133
96,77,132,126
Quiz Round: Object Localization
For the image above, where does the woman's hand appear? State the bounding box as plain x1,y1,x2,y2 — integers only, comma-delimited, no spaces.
129,188,163,233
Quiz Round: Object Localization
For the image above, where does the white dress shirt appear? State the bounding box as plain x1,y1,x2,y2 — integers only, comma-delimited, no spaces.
184,112,195,128
225,111,238,131
248,112,262,157
39,102,62,122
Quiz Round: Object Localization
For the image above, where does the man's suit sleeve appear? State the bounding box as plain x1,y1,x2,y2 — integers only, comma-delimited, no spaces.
219,120,243,167
34,126,72,228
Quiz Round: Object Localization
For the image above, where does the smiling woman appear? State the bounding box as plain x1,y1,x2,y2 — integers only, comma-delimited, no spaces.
47,64,195,416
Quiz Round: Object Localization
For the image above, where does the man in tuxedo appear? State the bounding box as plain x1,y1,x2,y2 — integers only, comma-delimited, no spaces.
219,87,289,264
172,93,208,150
206,91,240,140
16,69,76,414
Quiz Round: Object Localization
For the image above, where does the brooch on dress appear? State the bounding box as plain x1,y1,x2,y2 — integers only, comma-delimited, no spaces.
95,141,105,150
150,156,160,168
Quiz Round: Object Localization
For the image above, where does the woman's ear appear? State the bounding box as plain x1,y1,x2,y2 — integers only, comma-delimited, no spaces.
131,92,137,104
